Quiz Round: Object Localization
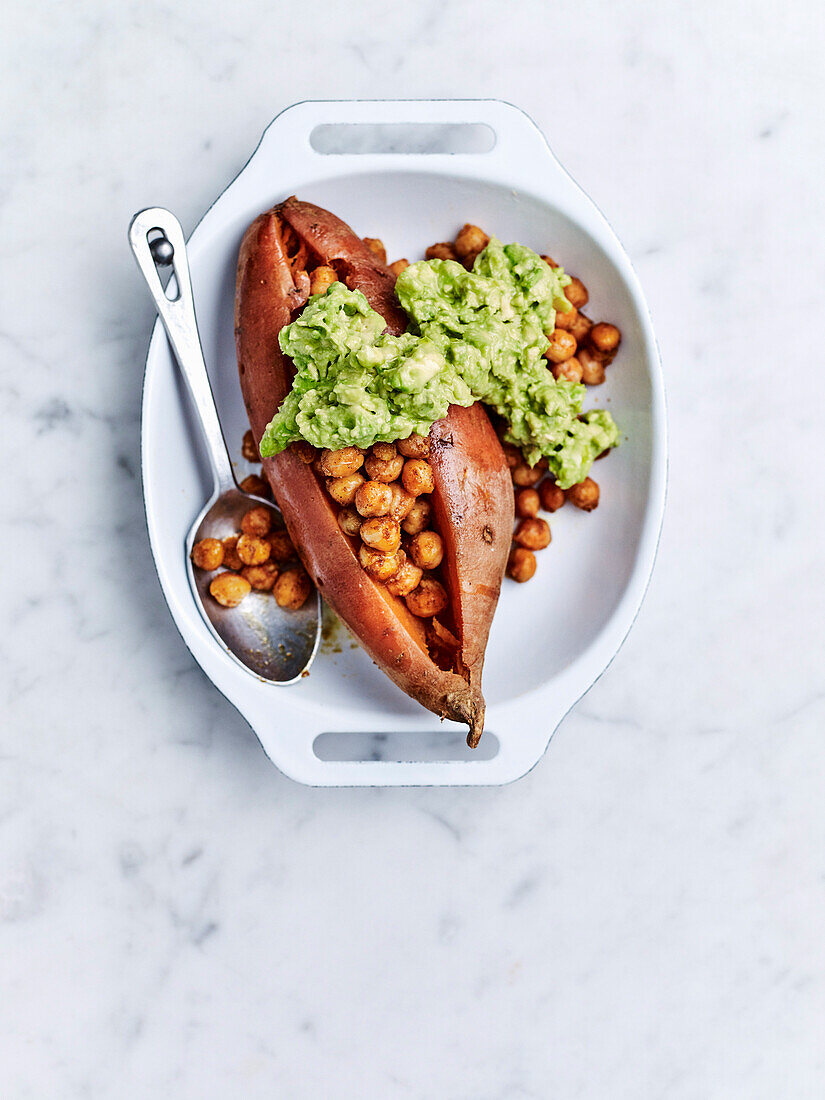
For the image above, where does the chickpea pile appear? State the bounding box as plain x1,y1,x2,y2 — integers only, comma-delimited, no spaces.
511,252,611,579
503,440,603,583
190,440,312,611
308,432,450,622
539,262,622,386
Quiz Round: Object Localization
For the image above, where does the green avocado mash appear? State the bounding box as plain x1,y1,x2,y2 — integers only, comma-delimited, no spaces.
259,283,472,455
258,239,620,488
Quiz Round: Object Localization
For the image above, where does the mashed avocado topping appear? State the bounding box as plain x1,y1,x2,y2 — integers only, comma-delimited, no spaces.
259,283,472,455
259,239,620,488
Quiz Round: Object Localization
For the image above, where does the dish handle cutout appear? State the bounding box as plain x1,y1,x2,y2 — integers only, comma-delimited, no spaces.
310,122,496,156
313,730,500,763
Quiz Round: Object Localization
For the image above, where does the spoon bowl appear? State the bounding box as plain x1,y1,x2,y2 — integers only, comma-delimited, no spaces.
130,206,321,684
186,489,320,683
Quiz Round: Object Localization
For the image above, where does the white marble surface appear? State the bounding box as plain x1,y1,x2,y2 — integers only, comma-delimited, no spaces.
2,1,825,1096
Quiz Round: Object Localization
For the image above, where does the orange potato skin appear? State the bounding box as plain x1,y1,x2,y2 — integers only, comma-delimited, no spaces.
428,404,513,744
235,198,512,744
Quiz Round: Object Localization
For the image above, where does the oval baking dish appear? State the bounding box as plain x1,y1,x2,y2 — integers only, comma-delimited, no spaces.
140,99,667,786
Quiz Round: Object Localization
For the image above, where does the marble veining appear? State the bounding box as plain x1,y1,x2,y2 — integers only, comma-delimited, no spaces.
1,0,825,1096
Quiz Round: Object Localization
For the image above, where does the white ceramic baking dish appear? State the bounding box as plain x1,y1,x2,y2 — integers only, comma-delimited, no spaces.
140,99,666,786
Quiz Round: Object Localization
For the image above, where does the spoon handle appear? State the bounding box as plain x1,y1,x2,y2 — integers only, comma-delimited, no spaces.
129,208,235,494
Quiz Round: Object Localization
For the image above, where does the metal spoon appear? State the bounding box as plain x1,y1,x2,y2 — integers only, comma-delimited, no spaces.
129,207,321,683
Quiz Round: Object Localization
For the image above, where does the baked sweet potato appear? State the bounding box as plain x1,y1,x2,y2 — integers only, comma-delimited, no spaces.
235,198,513,745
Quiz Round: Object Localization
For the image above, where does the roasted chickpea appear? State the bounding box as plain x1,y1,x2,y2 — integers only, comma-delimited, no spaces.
539,481,565,513
397,433,430,459
320,446,364,478
578,347,606,386
507,547,537,583
336,507,362,538
409,530,444,570
554,305,578,331
567,477,600,511
387,482,415,522
236,534,271,566
372,442,397,462
191,538,224,571
326,472,366,507
541,254,559,269
515,488,540,519
388,258,409,277
514,517,551,551
565,276,589,310
241,561,279,591
241,429,260,463
590,322,621,354
552,357,583,385
512,462,542,488
455,225,488,269
385,560,424,597
309,265,338,296
364,450,404,483
354,480,393,518
358,544,404,582
544,329,578,364
401,459,434,497
425,242,459,262
501,442,521,469
454,223,489,261
363,237,387,263
210,572,251,607
240,506,272,538
273,568,312,610
221,536,244,571
405,577,448,618
360,515,402,553
569,311,593,344
268,529,296,562
239,473,269,497
401,498,432,536
292,440,317,464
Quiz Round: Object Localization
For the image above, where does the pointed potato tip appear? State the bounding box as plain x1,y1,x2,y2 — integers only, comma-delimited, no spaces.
466,720,484,750
444,690,485,749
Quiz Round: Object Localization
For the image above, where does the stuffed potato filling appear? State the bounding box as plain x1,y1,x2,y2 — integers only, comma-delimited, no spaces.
294,434,458,664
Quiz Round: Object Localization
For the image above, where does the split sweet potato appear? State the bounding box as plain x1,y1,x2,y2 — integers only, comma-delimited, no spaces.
235,198,513,745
